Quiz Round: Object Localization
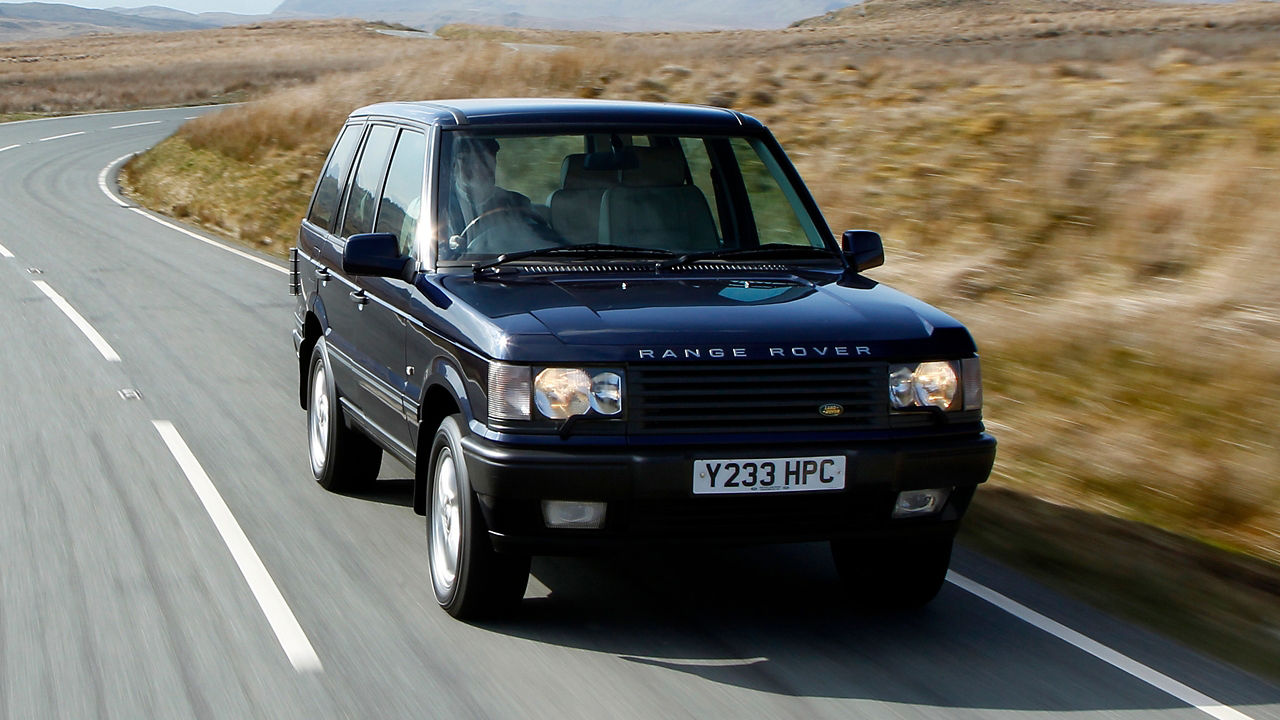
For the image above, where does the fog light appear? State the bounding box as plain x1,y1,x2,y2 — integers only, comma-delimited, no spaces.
892,488,951,518
541,500,607,529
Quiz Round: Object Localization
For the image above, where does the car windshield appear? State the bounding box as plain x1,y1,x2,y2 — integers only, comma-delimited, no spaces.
435,129,832,265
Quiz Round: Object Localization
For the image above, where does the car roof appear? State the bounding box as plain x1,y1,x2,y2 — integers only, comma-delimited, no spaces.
348,98,764,131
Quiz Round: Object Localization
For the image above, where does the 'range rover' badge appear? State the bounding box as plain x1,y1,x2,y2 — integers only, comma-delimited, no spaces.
819,403,844,417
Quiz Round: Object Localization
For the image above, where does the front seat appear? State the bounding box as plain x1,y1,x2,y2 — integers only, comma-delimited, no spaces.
547,153,616,246
599,146,718,251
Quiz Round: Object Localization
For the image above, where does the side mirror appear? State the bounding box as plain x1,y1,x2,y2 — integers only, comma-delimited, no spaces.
841,230,884,272
343,233,408,278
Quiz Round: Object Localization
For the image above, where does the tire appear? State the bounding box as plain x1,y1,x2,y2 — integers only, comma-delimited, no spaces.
427,415,530,620
307,337,382,491
831,536,953,609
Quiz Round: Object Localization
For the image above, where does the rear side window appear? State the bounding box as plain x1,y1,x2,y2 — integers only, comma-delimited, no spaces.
375,129,427,256
340,125,397,239
307,124,362,231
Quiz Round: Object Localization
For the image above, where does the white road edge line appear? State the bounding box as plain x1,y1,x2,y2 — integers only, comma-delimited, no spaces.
110,120,163,130
31,280,121,362
99,155,287,275
152,421,323,674
0,144,18,153
38,131,85,142
0,242,13,258
947,572,1257,720
99,154,133,207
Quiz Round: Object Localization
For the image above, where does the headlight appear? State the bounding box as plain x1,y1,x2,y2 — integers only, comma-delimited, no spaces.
534,368,625,420
535,368,592,419
889,361,961,410
589,372,623,415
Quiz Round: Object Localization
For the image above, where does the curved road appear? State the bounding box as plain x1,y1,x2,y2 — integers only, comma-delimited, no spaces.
0,107,1276,719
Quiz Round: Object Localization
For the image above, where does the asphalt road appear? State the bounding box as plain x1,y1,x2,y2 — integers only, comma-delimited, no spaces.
0,107,1276,720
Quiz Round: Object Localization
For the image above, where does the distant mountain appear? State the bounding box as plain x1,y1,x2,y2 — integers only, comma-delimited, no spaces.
0,2,267,42
271,0,852,30
107,5,268,26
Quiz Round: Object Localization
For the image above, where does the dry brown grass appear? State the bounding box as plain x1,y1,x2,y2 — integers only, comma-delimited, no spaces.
116,10,1280,570
0,20,416,116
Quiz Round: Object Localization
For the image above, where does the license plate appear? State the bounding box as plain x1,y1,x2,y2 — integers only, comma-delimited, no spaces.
692,456,846,495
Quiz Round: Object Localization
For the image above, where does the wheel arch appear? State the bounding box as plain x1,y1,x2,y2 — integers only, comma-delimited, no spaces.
413,378,465,516
298,300,329,410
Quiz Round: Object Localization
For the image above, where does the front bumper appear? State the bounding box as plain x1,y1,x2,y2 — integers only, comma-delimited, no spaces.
461,432,997,553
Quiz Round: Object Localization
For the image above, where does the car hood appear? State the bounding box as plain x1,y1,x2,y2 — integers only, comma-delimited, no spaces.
434,272,977,362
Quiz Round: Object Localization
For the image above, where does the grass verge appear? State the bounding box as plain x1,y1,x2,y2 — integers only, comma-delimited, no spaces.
961,488,1280,682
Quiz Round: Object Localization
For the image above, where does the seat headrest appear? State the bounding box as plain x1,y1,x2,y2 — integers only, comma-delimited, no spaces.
621,146,689,187
560,154,616,189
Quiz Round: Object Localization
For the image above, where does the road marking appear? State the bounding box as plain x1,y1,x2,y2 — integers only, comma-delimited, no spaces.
110,120,163,130
1,104,234,127
0,144,18,153
947,572,1257,720
98,156,287,275
0,242,12,258
99,154,134,207
31,280,121,362
152,421,323,674
38,131,85,142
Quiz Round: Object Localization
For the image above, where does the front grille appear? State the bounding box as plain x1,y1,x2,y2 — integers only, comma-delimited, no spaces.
628,360,888,434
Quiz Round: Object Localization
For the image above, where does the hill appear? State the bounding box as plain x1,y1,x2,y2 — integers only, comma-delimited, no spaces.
0,1,259,41
272,0,851,30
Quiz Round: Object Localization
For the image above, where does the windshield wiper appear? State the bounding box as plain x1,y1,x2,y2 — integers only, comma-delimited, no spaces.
657,243,842,271
473,244,677,276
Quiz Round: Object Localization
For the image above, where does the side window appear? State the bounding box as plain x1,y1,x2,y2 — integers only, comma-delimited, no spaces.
339,124,396,239
375,129,427,256
307,124,362,231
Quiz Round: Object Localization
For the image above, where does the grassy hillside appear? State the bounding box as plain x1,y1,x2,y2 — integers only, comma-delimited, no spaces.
12,6,1271,674
0,20,409,118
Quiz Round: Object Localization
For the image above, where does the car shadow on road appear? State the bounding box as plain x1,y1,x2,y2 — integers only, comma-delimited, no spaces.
479,543,1279,713
339,476,414,508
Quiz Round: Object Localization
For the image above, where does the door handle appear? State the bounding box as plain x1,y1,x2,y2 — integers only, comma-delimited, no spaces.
349,289,369,305
315,267,330,281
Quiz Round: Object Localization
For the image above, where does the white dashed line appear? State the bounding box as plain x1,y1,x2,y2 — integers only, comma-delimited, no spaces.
31,280,121,362
38,131,85,142
110,120,163,130
0,144,18,153
99,156,287,275
152,421,323,674
0,242,13,258
947,572,1258,720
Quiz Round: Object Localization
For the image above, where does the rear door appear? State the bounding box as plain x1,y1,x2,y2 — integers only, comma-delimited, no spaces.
318,123,411,450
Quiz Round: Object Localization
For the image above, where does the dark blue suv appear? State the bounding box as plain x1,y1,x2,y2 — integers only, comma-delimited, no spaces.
291,98,996,619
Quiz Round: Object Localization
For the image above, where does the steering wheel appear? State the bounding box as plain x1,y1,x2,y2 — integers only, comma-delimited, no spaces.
450,205,568,255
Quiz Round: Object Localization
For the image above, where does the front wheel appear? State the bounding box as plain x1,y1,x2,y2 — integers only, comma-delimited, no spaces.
427,415,529,619
307,337,382,491
831,536,953,609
